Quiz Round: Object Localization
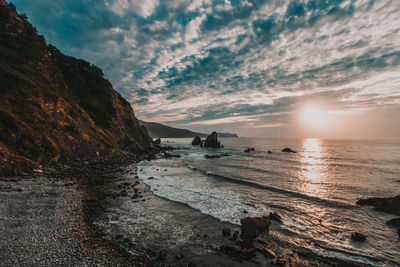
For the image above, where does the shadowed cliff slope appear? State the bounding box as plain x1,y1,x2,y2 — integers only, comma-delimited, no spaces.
0,0,152,175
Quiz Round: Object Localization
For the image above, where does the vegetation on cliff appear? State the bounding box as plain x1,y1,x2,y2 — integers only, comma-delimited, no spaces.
0,0,151,176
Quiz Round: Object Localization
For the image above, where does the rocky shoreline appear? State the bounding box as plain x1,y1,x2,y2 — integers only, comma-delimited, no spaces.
1,146,374,266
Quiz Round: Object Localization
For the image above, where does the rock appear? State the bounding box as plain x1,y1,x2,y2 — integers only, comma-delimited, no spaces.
153,138,161,146
282,148,297,153
268,150,272,154
398,228,400,238
357,195,400,214
113,191,121,197
16,187,24,192
175,253,183,259
267,212,283,224
264,248,276,258
250,147,255,151
204,131,222,148
205,154,221,159
164,152,181,158
191,136,202,146
222,227,231,237
386,218,400,228
148,177,154,180
244,148,251,152
351,232,366,242
240,217,271,247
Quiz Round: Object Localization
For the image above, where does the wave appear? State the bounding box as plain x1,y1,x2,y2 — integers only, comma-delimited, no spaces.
188,166,357,210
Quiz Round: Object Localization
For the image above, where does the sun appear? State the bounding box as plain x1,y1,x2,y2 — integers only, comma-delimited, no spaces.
300,104,330,129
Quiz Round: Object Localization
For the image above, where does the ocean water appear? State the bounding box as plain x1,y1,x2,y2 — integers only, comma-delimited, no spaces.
137,138,400,266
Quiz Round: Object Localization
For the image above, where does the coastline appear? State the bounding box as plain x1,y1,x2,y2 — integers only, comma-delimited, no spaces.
1,148,373,266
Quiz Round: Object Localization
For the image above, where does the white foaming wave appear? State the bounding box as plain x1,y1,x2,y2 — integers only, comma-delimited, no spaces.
137,161,271,224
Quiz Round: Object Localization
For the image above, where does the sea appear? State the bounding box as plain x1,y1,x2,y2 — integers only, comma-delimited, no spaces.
134,138,400,266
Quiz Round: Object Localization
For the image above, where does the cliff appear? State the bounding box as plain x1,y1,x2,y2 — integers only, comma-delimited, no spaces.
0,0,152,176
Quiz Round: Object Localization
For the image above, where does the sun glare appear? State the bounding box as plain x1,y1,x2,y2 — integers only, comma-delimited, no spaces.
300,104,330,129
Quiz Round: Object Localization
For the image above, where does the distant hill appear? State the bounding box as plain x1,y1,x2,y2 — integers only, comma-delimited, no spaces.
139,121,238,138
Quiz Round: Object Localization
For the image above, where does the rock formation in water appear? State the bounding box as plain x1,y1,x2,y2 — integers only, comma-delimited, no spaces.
203,132,222,148
191,136,202,145
0,0,152,176
282,148,297,153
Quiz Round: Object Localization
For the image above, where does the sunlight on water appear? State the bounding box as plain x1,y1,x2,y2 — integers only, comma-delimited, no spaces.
299,138,327,198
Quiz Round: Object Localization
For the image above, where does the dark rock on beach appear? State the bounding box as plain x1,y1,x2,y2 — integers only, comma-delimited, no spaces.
191,136,202,145
205,154,221,159
222,227,231,237
164,152,181,158
240,216,271,247
386,218,400,227
357,195,400,214
351,232,366,242
282,148,297,153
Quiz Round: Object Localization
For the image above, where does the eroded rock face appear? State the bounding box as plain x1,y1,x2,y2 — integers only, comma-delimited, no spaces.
204,132,222,148
191,136,202,145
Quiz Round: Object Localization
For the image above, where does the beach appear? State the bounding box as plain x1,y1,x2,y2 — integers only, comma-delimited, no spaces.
2,141,393,266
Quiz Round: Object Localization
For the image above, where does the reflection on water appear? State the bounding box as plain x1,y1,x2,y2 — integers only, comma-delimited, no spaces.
299,138,327,198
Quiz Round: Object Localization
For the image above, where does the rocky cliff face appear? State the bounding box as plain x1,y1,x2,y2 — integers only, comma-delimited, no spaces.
0,0,152,175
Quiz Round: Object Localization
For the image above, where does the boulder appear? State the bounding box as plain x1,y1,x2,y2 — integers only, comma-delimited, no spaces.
357,195,400,214
350,232,366,242
204,131,222,148
240,217,271,247
244,148,251,153
204,154,221,159
153,138,161,146
164,152,181,158
282,148,297,153
386,218,400,228
222,227,231,237
191,136,202,146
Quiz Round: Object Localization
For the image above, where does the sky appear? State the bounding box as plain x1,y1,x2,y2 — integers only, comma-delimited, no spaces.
9,0,400,139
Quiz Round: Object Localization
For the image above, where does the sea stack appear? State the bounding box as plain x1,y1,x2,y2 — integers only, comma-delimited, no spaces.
204,132,222,148
191,136,202,145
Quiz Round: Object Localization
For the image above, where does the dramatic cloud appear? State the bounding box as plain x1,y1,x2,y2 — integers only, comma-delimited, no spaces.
10,0,400,138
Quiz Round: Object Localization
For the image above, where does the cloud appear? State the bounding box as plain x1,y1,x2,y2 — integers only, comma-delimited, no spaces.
9,0,400,138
